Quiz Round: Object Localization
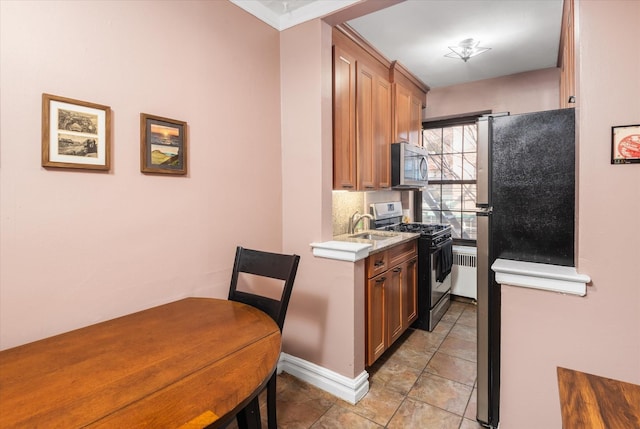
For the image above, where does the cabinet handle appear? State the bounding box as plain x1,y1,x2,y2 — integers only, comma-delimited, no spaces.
374,260,384,267
375,277,386,284
342,185,354,189
393,267,402,273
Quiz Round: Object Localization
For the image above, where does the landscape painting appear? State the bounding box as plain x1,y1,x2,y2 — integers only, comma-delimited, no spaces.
57,133,98,158
42,93,111,170
140,114,187,175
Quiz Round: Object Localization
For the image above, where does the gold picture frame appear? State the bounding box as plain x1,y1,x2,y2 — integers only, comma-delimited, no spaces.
42,93,111,170
140,113,187,175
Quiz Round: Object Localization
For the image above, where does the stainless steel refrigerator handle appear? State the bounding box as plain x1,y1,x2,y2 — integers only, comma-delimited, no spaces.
475,117,492,426
476,118,490,207
476,212,490,425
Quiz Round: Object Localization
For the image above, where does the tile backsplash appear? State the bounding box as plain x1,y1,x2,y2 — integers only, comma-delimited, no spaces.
332,191,364,235
332,190,408,235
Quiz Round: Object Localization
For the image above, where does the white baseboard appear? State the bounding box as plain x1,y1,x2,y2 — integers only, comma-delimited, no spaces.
277,352,369,404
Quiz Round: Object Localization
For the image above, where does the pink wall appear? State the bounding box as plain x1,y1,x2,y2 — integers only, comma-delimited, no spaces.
424,67,560,119
499,1,640,428
0,0,367,381
280,20,365,378
0,1,283,349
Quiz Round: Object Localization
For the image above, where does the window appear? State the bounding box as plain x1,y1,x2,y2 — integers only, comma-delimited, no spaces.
423,119,478,242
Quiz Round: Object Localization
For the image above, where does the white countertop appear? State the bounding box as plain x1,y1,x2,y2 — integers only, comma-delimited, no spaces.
310,230,420,262
492,258,591,296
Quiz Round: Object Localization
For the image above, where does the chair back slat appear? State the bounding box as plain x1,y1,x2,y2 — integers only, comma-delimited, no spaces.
228,246,300,331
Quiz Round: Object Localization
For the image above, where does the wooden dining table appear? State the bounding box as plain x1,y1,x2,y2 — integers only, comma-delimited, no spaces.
557,367,640,428
0,297,281,428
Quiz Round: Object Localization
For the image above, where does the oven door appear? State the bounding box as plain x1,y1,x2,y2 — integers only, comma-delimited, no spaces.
430,238,453,307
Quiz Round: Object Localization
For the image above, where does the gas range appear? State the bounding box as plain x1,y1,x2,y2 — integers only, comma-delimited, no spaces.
370,201,452,245
382,222,451,238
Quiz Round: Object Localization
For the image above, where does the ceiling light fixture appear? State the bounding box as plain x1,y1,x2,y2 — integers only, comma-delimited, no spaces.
445,38,491,62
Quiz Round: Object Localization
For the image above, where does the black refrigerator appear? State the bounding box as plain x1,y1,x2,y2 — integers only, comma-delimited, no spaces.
475,108,576,428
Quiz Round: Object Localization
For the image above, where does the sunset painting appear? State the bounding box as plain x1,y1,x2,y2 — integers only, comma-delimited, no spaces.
141,114,187,175
149,123,181,166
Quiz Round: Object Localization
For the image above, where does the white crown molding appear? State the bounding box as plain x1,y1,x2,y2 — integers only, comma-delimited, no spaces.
230,0,360,31
230,0,281,29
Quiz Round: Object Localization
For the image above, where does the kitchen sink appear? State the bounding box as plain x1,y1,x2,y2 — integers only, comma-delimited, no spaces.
350,232,395,241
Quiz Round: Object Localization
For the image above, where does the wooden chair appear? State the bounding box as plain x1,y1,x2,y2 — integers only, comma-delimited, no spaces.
228,246,300,429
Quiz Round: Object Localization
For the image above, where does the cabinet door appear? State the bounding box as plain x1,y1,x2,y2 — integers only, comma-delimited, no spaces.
387,265,403,345
356,63,376,190
332,46,357,190
394,84,424,147
374,75,391,189
366,274,386,366
409,94,423,146
393,83,411,143
403,257,418,328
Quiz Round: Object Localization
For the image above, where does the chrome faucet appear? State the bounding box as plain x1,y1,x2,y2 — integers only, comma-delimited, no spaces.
349,211,374,234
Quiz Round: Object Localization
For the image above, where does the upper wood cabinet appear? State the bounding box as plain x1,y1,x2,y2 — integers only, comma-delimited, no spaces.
333,44,357,190
393,83,412,143
373,73,392,189
356,62,377,190
332,26,429,190
332,26,393,191
356,65,393,190
390,61,429,147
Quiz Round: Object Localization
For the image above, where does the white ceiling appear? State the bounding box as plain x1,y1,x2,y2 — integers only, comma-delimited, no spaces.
231,0,564,89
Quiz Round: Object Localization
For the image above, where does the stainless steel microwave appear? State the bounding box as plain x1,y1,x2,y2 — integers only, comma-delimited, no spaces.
391,142,429,189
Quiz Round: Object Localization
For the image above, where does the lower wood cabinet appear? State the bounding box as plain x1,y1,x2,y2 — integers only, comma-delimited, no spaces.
403,257,418,328
365,240,418,366
366,272,386,363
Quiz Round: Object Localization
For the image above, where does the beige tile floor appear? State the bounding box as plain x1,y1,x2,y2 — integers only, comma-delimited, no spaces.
231,300,483,429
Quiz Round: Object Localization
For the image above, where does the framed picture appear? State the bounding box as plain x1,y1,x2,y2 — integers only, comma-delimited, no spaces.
140,113,187,175
611,124,640,164
42,93,111,170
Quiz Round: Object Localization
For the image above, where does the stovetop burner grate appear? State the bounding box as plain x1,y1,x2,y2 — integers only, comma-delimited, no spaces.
383,222,452,237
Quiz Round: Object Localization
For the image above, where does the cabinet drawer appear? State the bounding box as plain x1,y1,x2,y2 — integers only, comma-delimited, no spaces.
387,240,417,267
366,251,388,278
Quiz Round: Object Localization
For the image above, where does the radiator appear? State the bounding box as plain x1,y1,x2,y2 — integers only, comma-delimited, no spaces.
451,246,477,300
